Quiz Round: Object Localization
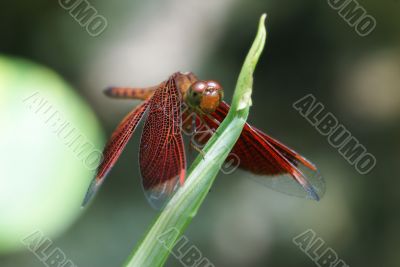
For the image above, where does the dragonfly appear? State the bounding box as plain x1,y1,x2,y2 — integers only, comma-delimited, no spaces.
82,72,325,209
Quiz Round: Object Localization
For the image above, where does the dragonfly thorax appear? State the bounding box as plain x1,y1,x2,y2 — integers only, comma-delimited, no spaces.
186,80,224,114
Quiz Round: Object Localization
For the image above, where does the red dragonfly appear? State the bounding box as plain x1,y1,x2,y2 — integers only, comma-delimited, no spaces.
83,72,325,208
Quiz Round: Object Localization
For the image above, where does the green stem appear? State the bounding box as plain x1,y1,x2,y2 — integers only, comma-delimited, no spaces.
124,14,267,267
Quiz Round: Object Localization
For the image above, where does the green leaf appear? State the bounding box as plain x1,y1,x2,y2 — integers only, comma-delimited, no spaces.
124,13,267,267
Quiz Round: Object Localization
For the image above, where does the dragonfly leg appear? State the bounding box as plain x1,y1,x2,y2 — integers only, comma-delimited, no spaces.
203,114,221,137
189,115,206,159
191,142,205,158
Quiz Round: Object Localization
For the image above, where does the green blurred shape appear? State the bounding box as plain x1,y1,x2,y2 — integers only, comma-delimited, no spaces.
0,56,104,253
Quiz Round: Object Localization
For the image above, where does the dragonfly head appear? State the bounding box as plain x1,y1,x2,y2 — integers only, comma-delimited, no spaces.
187,80,224,114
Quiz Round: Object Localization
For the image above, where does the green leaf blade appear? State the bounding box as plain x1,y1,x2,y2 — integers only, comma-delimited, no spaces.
124,13,267,267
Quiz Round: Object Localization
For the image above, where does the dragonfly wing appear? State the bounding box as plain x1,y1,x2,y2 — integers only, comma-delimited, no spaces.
203,101,325,200
82,101,150,206
139,74,186,209
249,126,325,199
232,126,325,200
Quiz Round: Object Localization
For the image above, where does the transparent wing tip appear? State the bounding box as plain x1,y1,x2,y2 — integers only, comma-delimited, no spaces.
304,184,320,201
143,178,180,210
296,168,326,201
145,191,170,210
81,178,102,207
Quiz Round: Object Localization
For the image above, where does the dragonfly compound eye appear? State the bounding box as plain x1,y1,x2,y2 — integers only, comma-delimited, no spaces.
199,80,223,114
188,81,206,105
186,80,223,114
191,81,207,94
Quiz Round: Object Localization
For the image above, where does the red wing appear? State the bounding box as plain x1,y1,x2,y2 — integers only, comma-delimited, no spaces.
139,74,186,209
202,101,325,200
82,101,149,206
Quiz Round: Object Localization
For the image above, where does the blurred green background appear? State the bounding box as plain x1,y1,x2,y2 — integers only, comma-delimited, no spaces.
1,0,399,266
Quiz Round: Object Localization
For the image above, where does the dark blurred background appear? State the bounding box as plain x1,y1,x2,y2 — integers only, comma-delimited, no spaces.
1,0,399,266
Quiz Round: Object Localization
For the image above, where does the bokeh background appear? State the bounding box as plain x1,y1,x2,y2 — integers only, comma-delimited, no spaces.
1,0,399,266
